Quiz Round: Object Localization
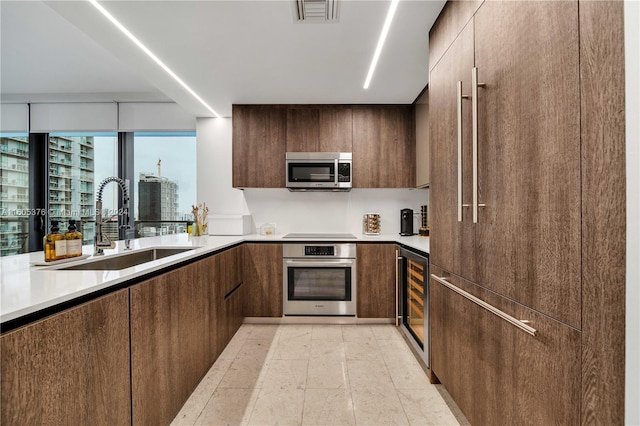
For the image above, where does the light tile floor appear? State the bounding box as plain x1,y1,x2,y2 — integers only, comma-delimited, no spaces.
171,324,469,426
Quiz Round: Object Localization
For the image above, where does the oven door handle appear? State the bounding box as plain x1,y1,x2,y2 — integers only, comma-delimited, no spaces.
284,260,355,268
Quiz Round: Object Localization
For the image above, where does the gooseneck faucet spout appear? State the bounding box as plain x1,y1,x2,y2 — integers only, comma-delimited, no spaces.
94,177,131,256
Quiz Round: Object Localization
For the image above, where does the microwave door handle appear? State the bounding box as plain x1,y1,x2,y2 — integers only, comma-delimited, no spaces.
334,159,339,185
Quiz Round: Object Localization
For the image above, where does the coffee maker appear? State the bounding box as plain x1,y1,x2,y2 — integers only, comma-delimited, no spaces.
400,208,414,236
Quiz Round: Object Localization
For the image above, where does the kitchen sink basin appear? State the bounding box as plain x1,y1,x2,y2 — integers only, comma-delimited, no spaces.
58,247,195,270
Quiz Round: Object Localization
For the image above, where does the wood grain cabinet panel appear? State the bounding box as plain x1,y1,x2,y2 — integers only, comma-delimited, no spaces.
286,106,353,153
206,246,245,360
130,263,210,426
430,1,581,326
428,0,483,72
353,105,415,188
579,1,626,423
430,265,581,425
286,108,320,152
429,22,476,282
244,243,283,317
356,243,396,318
319,106,353,152
232,105,286,188
474,1,581,327
414,88,430,188
0,290,130,426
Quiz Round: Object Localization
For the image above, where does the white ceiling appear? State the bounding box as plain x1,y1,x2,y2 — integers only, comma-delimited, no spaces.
0,0,445,118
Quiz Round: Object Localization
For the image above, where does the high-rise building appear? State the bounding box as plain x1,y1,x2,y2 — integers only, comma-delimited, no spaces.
138,173,179,221
1,135,97,257
0,136,30,256
48,136,95,245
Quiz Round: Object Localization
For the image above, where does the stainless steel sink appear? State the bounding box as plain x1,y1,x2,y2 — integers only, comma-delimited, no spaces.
58,247,195,270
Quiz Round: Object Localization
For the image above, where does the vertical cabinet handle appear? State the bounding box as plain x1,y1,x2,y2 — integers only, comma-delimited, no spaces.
395,250,402,326
457,81,470,222
471,67,485,223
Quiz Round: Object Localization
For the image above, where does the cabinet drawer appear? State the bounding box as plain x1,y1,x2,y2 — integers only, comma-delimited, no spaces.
430,264,580,425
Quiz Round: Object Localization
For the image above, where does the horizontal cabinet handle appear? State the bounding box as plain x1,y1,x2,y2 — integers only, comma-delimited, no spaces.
431,274,537,336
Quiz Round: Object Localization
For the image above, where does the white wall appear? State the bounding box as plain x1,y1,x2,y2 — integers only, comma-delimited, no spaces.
625,1,640,423
244,188,428,236
196,117,248,215
196,117,429,235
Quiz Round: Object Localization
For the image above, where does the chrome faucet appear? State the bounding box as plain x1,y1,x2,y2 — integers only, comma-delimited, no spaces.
94,177,132,255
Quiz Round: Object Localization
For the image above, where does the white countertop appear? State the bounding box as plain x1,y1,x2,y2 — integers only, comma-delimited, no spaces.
0,233,428,325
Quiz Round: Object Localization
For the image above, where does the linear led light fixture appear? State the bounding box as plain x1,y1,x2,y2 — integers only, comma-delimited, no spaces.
87,0,221,118
363,0,400,89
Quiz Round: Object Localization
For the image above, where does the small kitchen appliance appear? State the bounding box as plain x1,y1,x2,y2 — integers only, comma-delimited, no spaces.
286,152,352,191
400,208,414,236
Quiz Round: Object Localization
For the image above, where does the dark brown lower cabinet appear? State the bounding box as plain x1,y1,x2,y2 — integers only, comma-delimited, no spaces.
356,243,396,318
0,290,131,425
244,243,283,317
213,246,244,359
430,264,581,425
130,262,210,426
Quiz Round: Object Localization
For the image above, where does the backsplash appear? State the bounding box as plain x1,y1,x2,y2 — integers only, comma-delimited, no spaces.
243,188,428,235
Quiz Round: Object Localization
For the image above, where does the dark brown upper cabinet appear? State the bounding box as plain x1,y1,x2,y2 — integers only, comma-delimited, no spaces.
352,105,415,188
286,106,353,153
233,104,413,188
232,105,286,188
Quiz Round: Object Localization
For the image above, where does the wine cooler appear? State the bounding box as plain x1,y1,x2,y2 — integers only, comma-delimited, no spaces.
397,247,429,367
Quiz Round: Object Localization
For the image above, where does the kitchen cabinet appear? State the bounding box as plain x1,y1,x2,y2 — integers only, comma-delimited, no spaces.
286,107,319,152
430,265,581,425
474,0,581,328
428,0,483,73
429,21,476,282
130,261,210,425
1,290,130,425
414,88,429,188
356,243,396,318
319,106,353,152
428,0,625,423
233,104,410,188
210,246,244,360
352,105,415,188
579,2,626,423
286,106,354,153
430,1,580,327
244,243,283,317
232,105,286,188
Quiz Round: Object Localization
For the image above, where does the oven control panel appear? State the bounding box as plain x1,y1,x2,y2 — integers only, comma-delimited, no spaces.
304,245,335,256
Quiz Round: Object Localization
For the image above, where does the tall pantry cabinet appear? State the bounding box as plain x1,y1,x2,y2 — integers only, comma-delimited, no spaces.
429,1,625,425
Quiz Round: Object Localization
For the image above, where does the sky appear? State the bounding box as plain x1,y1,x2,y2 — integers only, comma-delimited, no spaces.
94,135,197,220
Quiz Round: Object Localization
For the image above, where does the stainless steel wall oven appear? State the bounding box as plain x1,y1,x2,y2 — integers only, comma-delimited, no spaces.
283,243,356,316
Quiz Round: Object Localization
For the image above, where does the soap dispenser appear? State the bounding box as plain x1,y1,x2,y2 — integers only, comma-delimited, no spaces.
43,221,66,261
65,219,83,258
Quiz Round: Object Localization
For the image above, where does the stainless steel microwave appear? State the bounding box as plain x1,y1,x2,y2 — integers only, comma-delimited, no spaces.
286,152,352,191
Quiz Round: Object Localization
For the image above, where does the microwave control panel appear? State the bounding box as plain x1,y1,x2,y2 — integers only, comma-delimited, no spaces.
338,163,351,182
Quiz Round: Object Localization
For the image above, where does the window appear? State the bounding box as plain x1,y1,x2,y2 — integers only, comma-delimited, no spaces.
133,132,196,237
48,133,117,245
0,134,30,256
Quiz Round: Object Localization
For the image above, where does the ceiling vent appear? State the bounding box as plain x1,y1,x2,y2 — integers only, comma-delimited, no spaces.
293,0,339,22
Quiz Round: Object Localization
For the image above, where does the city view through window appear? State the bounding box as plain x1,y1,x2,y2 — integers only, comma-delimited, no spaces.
0,135,29,257
133,133,197,237
0,132,197,257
